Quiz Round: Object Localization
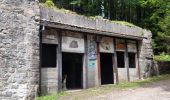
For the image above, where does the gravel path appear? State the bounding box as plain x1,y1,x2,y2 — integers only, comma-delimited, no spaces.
90,78,170,100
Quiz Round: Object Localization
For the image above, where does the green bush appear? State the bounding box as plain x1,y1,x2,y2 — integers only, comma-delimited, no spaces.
44,0,55,7
154,53,170,61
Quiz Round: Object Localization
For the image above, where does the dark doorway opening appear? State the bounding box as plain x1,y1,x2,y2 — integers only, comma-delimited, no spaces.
117,52,125,68
62,52,83,89
42,44,57,68
128,53,136,68
100,53,114,85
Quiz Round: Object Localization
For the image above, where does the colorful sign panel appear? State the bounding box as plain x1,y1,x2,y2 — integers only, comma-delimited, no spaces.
99,37,114,53
116,39,125,51
62,31,84,53
87,35,97,68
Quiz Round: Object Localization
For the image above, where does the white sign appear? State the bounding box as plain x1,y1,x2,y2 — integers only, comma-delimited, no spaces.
42,29,59,44
62,31,84,53
127,40,137,52
100,37,114,53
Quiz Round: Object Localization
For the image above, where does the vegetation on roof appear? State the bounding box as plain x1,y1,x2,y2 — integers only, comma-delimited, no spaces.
111,20,137,27
40,1,76,14
40,2,139,28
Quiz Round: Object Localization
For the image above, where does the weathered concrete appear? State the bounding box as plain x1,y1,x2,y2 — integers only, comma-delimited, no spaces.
87,35,98,87
118,68,128,82
42,27,59,44
0,0,40,100
41,68,58,94
40,6,144,40
129,68,139,81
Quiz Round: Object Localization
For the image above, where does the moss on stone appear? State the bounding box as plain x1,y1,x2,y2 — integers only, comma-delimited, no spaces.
40,3,76,14
111,21,137,27
44,0,55,7
140,32,144,36
40,3,140,28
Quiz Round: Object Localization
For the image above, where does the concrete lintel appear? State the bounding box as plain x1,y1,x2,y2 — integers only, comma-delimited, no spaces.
40,21,144,40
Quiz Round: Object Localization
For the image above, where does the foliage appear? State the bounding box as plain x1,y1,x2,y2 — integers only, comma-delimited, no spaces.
37,74,170,100
44,0,55,7
154,53,170,61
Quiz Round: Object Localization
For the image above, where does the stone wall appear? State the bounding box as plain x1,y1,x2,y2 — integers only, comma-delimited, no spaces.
0,0,40,100
157,61,170,74
139,30,154,78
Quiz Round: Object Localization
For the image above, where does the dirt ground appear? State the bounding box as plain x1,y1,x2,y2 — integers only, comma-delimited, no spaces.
59,77,170,100
90,78,170,100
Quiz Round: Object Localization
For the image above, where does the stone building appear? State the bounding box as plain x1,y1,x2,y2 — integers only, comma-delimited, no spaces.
0,0,153,100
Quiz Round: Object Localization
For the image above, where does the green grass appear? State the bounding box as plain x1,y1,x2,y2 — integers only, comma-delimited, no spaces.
116,74,169,89
37,74,170,100
36,92,67,100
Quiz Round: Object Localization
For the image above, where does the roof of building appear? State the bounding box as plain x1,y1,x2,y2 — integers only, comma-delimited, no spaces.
40,5,150,40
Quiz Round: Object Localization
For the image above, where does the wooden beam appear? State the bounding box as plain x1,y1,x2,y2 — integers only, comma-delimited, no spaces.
57,30,62,91
97,42,101,85
83,35,88,89
39,26,43,94
136,41,141,79
113,39,119,84
125,40,130,81
112,53,115,84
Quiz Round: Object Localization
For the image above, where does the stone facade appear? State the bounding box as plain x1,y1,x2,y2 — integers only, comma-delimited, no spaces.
0,0,40,100
139,30,154,78
0,2,154,100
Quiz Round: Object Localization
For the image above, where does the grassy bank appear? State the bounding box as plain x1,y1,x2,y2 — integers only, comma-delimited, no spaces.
37,74,170,100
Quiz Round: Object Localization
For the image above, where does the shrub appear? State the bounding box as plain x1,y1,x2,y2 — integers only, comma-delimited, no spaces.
154,53,170,61
44,0,55,7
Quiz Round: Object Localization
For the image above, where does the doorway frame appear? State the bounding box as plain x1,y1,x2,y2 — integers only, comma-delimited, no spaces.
100,53,114,85
62,52,84,89
58,31,87,91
